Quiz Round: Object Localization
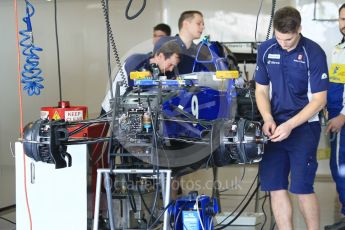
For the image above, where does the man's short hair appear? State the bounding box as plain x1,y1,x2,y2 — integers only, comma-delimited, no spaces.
339,3,345,15
153,37,181,59
178,10,203,31
273,6,301,33
153,23,171,36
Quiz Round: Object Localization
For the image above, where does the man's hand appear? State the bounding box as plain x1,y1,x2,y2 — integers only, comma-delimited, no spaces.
270,122,293,142
262,119,277,137
326,114,345,133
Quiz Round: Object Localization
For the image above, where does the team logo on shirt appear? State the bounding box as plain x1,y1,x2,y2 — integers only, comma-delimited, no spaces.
321,73,328,79
293,53,305,63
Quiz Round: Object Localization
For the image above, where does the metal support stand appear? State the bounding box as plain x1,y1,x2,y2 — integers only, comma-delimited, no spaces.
93,169,172,230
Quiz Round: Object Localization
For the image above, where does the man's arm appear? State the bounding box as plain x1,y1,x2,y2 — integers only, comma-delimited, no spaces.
255,83,276,137
270,90,327,141
326,91,345,133
101,64,128,113
326,114,345,133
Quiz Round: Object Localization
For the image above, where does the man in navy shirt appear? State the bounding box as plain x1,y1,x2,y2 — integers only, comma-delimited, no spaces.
101,38,181,114
255,7,328,229
153,23,171,45
156,11,206,76
174,10,205,75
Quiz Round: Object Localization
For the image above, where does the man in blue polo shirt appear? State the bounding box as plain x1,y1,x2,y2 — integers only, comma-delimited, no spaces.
174,10,205,75
255,6,328,229
159,11,210,76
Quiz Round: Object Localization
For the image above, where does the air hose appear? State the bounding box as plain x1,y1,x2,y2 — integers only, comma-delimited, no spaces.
125,0,146,20
266,0,276,40
100,0,128,88
19,0,44,96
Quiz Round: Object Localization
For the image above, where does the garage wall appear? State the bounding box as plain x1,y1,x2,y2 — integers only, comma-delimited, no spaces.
163,0,293,43
0,0,162,208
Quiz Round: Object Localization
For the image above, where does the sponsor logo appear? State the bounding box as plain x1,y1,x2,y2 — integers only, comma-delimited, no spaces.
293,59,306,64
321,73,328,79
267,60,280,65
293,53,305,63
268,53,280,59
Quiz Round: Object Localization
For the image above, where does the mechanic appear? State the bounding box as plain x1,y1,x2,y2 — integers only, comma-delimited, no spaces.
101,38,181,114
153,23,171,44
156,11,209,75
255,6,328,230
172,10,205,75
325,3,345,229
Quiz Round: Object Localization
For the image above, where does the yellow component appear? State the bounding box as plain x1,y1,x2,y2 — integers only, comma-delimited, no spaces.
215,70,239,79
130,71,151,80
329,64,345,83
52,111,61,120
317,148,330,160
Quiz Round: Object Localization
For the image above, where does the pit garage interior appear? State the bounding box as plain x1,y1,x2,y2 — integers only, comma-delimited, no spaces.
0,0,344,229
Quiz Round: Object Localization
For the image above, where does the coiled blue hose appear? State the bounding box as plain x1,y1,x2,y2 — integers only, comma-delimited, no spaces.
19,0,44,96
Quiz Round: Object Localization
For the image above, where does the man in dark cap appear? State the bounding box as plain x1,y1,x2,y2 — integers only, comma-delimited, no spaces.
175,10,204,75
101,38,181,114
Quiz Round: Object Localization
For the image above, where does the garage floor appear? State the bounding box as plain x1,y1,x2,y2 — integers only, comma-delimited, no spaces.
1,166,343,230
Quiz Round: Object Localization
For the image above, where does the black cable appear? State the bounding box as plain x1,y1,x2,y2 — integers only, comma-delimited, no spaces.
269,193,276,230
272,222,276,230
65,137,111,145
108,81,122,169
147,96,160,226
215,181,260,230
147,200,175,230
249,88,255,121
0,216,16,225
218,165,246,193
125,0,146,20
215,173,258,227
260,192,268,230
105,0,113,100
169,208,174,229
100,0,127,91
252,0,264,83
174,202,191,230
313,0,317,20
0,205,15,213
211,164,217,200
205,124,214,169
65,112,110,136
254,0,264,44
54,0,62,102
67,119,107,136
137,186,154,216
266,0,276,40
124,174,137,213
